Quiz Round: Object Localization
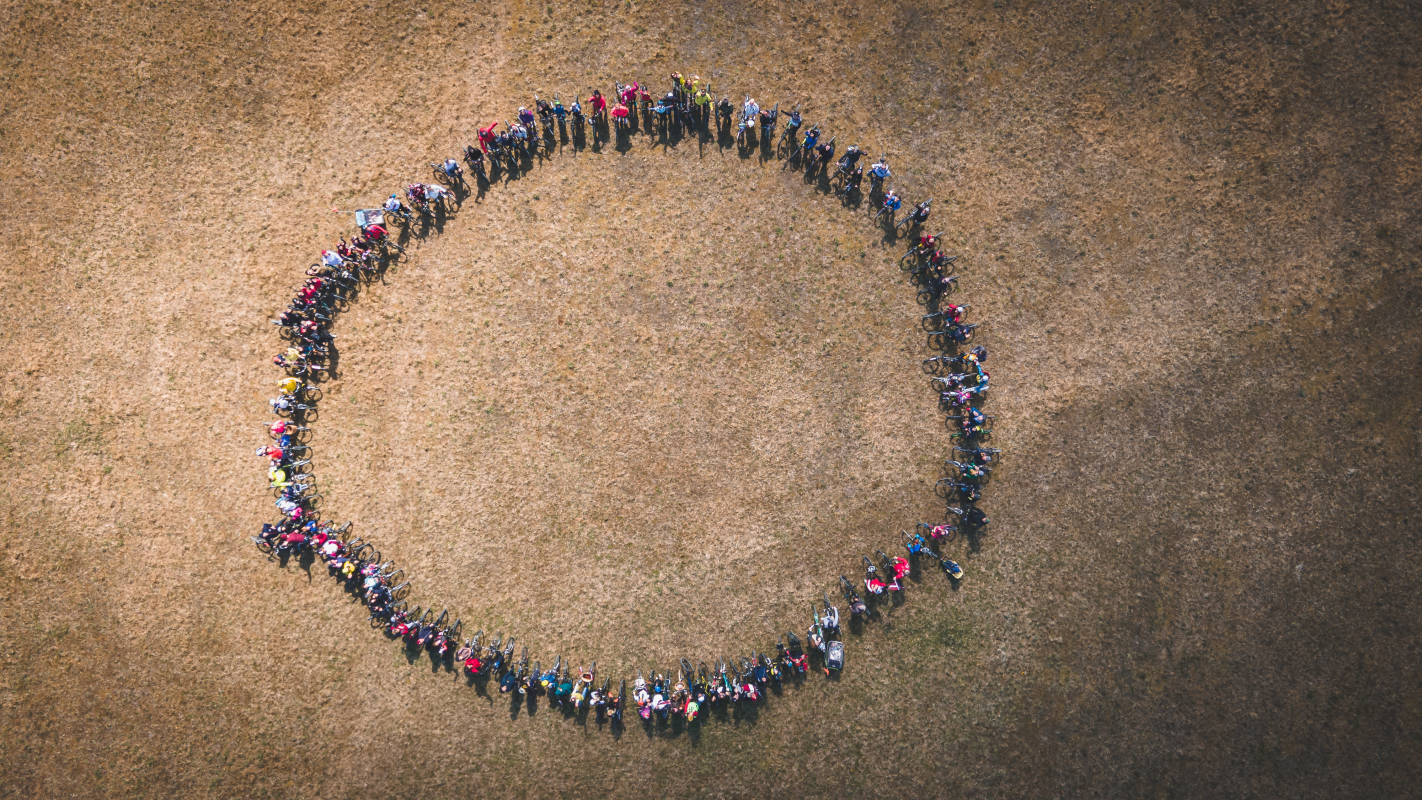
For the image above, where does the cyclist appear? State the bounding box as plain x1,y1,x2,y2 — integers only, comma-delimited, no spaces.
838,144,863,171
424,182,454,208
880,188,902,217
715,96,733,128
439,158,462,184
964,505,989,530
906,198,931,226
611,100,630,129
864,561,888,595
463,649,483,676
889,555,910,584
362,222,389,246
821,603,840,633
608,686,623,723
320,249,344,268
551,96,567,123
840,165,864,196
799,126,820,157
517,105,536,131
784,107,802,140
693,87,712,121
477,121,499,152
618,81,638,108
588,89,607,122
869,155,891,189
742,96,759,124
499,666,518,694
813,137,835,169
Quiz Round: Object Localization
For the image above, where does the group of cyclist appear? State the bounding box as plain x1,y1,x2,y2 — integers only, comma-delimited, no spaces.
253,70,992,731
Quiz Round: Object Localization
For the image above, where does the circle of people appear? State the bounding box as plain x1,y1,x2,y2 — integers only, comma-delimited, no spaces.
254,71,996,730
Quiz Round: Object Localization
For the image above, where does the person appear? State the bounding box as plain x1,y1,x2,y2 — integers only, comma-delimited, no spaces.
508,121,528,149
890,555,910,582
742,96,759,123
276,376,301,394
939,302,966,323
785,108,802,137
843,165,863,194
589,89,607,120
517,105,535,130
715,97,732,127
881,189,901,215
536,97,553,119
941,557,965,580
551,96,567,122
908,198,931,224
572,669,593,708
619,81,637,107
463,650,483,676
759,104,777,131
477,121,499,152
869,156,891,184
800,126,820,154
321,249,343,268
821,604,840,632
362,222,388,244
864,566,887,595
694,87,711,119
424,183,453,207
964,505,989,530
499,667,517,693
608,687,623,723
814,137,835,166
570,97,583,120
839,144,862,170
384,194,403,216
611,101,630,127
462,145,483,174
441,158,462,182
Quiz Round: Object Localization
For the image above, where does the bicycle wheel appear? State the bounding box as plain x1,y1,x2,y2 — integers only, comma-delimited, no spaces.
392,582,411,601
354,543,375,561
253,536,274,555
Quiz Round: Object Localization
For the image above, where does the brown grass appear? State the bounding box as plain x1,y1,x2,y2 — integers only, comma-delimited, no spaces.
1,0,1419,797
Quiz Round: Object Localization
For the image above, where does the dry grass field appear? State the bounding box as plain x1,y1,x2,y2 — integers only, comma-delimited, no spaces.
2,0,1420,797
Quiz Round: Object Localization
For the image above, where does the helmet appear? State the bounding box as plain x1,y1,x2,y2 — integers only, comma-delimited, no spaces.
519,106,526,112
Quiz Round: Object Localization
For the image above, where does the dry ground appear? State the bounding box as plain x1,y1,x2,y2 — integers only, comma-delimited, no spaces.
2,0,1420,797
